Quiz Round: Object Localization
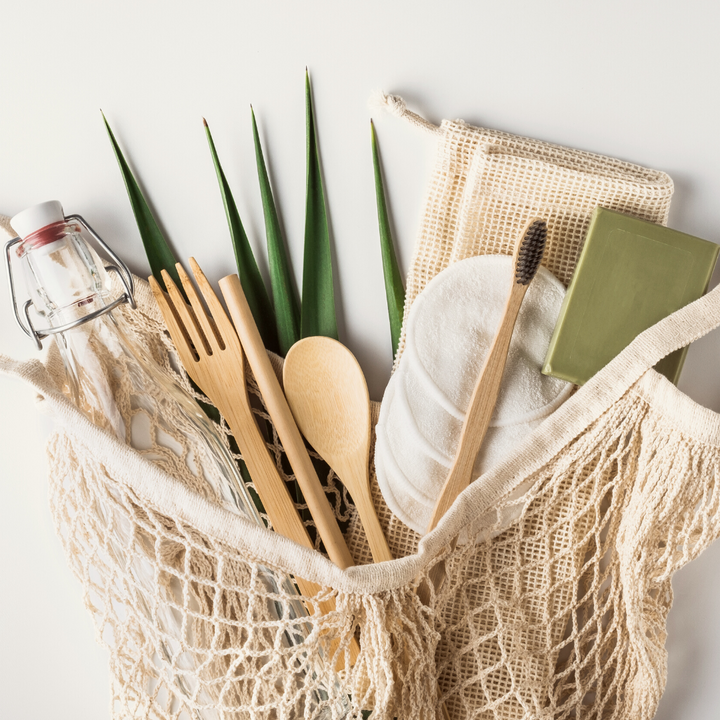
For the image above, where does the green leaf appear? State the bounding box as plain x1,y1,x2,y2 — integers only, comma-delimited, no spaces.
102,112,181,293
103,113,234,453
371,121,406,358
251,108,301,356
301,71,338,340
204,118,280,355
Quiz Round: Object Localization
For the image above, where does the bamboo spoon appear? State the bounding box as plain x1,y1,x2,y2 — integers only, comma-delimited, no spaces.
283,336,393,564
218,272,355,570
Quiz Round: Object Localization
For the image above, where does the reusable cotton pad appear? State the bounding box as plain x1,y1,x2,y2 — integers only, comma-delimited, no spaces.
375,254,572,535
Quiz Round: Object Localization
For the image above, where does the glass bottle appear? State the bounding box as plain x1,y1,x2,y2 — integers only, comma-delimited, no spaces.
6,201,348,720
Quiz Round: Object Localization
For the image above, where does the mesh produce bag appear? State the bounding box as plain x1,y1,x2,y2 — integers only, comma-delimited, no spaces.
374,94,675,367
4,106,719,720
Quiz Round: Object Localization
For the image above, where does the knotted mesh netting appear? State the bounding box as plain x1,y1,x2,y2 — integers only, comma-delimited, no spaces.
14,276,720,720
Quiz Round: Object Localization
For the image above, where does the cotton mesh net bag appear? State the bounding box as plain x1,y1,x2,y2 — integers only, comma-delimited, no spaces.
373,93,675,368
3,104,719,720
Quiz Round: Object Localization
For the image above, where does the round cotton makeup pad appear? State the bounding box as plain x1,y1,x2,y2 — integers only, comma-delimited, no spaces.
375,254,572,535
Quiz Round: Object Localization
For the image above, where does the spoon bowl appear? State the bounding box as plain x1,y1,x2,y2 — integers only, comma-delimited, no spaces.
284,336,393,563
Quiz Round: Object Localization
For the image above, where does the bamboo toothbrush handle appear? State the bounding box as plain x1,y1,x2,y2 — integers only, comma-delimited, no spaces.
427,283,528,533
219,274,356,570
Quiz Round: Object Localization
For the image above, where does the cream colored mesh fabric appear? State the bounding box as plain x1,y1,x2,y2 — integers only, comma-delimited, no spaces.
6,272,720,720
380,96,675,367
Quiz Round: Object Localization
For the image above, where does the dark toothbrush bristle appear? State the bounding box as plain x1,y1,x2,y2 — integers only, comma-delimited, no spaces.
515,220,547,284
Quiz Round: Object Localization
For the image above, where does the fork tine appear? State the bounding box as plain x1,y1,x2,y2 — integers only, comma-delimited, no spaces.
176,262,224,353
188,257,242,350
161,268,211,357
149,276,200,365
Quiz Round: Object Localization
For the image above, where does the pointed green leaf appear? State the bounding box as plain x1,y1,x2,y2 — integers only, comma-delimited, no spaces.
301,71,338,340
251,109,301,356
371,121,406,358
202,122,276,513
103,114,233,442
249,111,308,520
204,119,280,354
102,113,181,293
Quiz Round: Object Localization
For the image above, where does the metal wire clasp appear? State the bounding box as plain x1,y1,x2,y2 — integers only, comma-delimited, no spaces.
4,213,137,349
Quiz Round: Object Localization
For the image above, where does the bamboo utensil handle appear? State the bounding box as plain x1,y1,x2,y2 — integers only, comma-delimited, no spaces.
223,395,361,668
427,286,527,532
216,285,360,670
218,401,327,600
219,274,356,570
223,397,358,669
350,465,394,563
221,399,313,550
427,218,547,534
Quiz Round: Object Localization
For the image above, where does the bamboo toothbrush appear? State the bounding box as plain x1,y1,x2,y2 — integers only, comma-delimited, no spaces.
427,218,548,532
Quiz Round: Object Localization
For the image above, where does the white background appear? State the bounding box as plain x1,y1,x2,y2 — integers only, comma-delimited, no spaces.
2,1,720,717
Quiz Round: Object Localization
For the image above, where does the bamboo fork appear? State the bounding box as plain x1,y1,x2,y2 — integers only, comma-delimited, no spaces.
149,262,359,666
150,265,316,558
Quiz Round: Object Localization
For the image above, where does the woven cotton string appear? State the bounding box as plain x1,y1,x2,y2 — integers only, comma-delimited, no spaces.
1,116,715,720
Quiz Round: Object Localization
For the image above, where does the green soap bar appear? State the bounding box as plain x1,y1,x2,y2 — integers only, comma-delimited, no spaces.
543,207,719,385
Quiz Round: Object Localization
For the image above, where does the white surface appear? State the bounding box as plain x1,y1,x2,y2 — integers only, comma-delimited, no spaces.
2,1,720,717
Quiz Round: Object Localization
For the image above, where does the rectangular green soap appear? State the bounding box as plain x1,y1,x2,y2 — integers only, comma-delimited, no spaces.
542,207,719,385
